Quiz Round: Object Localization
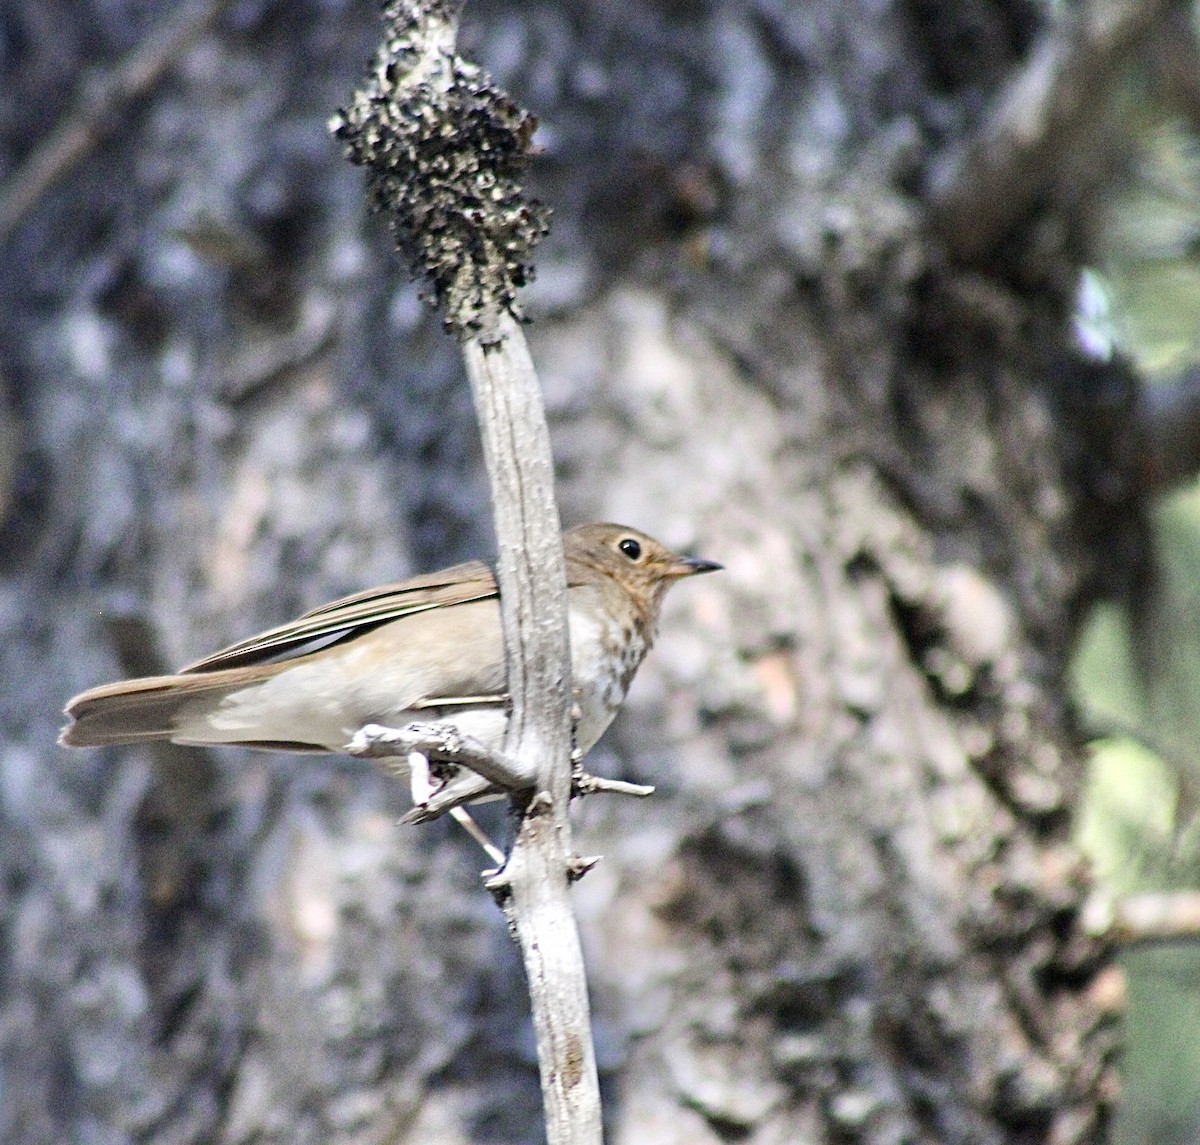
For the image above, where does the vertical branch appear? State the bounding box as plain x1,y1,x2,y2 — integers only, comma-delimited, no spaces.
465,312,601,1140
332,3,601,1140
461,315,572,810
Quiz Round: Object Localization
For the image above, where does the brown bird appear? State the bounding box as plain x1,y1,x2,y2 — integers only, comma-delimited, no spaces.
61,524,721,779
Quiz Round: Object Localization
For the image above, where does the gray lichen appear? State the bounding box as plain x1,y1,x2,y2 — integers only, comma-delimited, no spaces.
330,0,550,341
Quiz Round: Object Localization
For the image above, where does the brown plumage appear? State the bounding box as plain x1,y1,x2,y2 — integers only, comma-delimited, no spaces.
60,523,720,759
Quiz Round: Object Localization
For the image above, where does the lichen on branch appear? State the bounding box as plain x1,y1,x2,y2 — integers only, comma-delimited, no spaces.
329,0,550,340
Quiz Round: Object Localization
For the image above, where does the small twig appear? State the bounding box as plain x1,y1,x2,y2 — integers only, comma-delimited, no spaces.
347,721,535,791
448,807,507,867
0,0,231,245
1084,891,1200,946
574,773,656,799
400,771,497,824
929,0,1169,262
387,748,507,863
398,765,654,826
568,855,603,881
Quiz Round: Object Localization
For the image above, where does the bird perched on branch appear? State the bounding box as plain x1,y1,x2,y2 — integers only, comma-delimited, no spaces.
61,523,720,806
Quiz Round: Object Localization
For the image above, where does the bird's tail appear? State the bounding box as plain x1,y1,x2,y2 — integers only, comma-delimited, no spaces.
60,666,281,748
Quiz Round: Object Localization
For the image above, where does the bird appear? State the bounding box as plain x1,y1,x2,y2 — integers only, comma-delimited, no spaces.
60,523,721,808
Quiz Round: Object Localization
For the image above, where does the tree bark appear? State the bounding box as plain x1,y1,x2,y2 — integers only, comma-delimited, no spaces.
0,0,1146,1141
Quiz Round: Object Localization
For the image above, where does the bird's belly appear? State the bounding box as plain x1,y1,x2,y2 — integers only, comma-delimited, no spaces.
173,647,509,753
568,600,646,754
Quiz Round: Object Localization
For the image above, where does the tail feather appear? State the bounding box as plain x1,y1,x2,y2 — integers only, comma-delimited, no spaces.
60,666,279,748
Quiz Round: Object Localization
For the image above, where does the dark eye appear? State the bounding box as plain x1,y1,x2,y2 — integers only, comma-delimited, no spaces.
618,537,642,561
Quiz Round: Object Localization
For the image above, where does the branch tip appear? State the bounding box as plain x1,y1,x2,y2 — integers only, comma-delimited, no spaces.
568,855,602,881
574,773,656,799
331,0,549,340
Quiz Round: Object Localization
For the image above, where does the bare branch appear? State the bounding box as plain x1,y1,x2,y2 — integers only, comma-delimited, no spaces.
930,0,1169,262
448,807,507,867
462,309,601,1145
0,0,231,245
347,721,534,791
1085,891,1200,946
461,315,574,796
396,765,656,825
399,771,497,824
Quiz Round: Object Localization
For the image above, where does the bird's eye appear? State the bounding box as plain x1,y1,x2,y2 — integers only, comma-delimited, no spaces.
618,537,642,561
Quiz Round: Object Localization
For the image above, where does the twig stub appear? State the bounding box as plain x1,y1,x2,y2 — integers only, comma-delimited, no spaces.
330,0,550,340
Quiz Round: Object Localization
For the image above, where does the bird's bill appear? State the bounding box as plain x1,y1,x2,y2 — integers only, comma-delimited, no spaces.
666,555,723,578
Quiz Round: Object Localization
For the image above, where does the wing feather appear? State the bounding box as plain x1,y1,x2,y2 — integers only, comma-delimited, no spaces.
180,561,499,674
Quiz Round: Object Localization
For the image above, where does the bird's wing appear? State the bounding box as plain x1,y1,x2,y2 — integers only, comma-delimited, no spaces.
179,560,499,673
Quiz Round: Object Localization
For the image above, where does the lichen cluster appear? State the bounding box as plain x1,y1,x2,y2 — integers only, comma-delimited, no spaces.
330,0,550,340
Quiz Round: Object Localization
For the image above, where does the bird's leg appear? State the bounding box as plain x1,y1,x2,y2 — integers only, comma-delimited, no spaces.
406,749,505,864
563,693,655,800
400,771,498,824
565,692,645,877
569,694,585,782
407,749,437,807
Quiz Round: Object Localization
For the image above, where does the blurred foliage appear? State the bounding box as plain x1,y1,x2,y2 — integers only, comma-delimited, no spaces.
1073,493,1200,1144
1084,119,1200,371
1071,94,1200,1145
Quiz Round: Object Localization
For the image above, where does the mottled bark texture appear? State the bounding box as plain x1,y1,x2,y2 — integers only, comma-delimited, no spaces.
0,0,1145,1142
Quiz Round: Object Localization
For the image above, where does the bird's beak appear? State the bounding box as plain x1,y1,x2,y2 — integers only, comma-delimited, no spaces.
667,555,723,578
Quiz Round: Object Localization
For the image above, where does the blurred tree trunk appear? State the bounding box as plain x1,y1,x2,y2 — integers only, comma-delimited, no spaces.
0,0,1150,1141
